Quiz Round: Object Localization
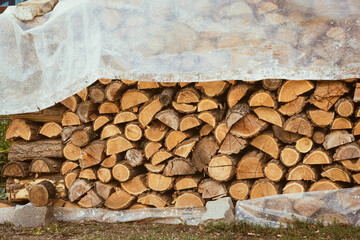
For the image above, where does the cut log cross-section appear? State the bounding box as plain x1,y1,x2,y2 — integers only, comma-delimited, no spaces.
264,160,286,182
283,181,308,194
79,141,105,169
249,179,280,199
144,121,168,142
251,133,279,159
147,173,174,192
163,158,196,176
303,149,332,165
112,162,143,182
207,155,236,182
106,136,134,155
321,165,351,183
280,146,301,167
253,107,284,127
138,96,163,128
192,136,219,172
105,188,135,210
6,119,40,141
39,122,62,138
323,130,355,150
29,181,56,207
227,83,251,108
173,192,204,208
76,101,97,124
287,164,317,181
248,91,275,108
155,109,180,131
333,143,360,161
236,150,267,180
283,114,313,137
195,81,228,97
228,180,251,200
225,103,250,128
335,98,354,117
219,133,248,155
1,162,30,178
89,85,106,103
29,158,62,173
124,123,143,141
120,90,151,110
279,97,307,116
230,113,267,139
277,80,314,102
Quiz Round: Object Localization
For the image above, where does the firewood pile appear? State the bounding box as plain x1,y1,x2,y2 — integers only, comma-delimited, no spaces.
2,79,360,210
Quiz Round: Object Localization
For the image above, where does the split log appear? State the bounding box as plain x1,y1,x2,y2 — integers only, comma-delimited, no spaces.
144,163,165,173
147,173,174,192
225,103,250,128
120,174,148,196
64,170,79,189
278,97,307,116
236,150,267,179
295,137,313,153
165,130,189,151
61,125,85,142
321,164,351,183
335,98,354,117
144,121,168,142
143,141,162,159
121,79,137,86
125,149,145,167
312,128,326,144
101,154,119,168
105,80,125,101
63,143,81,161
97,168,112,183
331,117,352,130
309,95,340,111
308,110,334,127
250,133,279,159
105,135,134,155
98,102,119,114
155,109,180,130
248,91,275,108
283,114,313,137
159,88,175,107
68,179,92,202
197,98,219,112
29,158,62,173
137,81,160,89
124,123,143,141
214,122,229,144
249,179,280,199
172,101,197,113
192,136,219,172
230,113,268,138
159,82,177,88
264,160,286,182
174,175,202,191
29,181,56,207
308,179,342,192
149,149,172,166
89,85,106,103
105,188,135,210
313,81,348,99
323,130,354,149
352,173,360,184
341,159,360,172
71,127,96,147
282,181,308,194
112,162,143,182
173,138,198,158
79,168,97,180
287,164,317,181
173,192,204,208
8,139,63,161
77,87,88,101
199,124,213,136
76,101,97,123
227,83,251,108
137,192,169,208
60,161,78,175
333,143,360,161
293,196,323,218
164,158,196,176
195,81,228,97
175,87,200,104
6,119,40,141
60,95,79,112
354,83,360,102
253,107,284,127
179,115,202,131
277,80,314,102
219,133,247,155
113,112,137,125
39,122,62,138
62,111,81,126
78,190,103,208
100,124,121,140
79,141,105,168
303,148,332,165
280,146,301,167
228,180,251,200
197,110,222,128
1,162,29,178
138,96,163,128
95,181,114,200
262,79,282,91
207,155,236,182
272,125,300,144
198,179,227,200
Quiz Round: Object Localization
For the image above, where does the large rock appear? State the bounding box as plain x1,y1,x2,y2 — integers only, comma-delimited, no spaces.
201,197,235,223
14,0,58,21
12,203,53,227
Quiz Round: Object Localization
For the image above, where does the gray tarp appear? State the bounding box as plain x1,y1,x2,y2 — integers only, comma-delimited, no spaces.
0,0,359,114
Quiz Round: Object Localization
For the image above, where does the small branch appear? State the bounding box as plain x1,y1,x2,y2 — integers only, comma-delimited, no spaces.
0,150,9,154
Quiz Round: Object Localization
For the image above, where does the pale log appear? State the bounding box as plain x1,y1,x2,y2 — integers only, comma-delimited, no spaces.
29,158,62,173
282,181,308,194
354,83,360,102
98,102,119,114
280,146,301,167
225,103,250,128
236,150,267,179
163,158,196,176
95,181,114,200
283,114,313,137
272,125,300,144
175,87,200,104
309,95,340,111
248,91,275,108
94,116,113,132
105,135,134,155
250,133,279,159
335,98,354,117
279,97,306,116
1,162,29,178
68,179,92,202
333,143,360,161
79,141,105,168
195,81,228,97
120,174,148,196
198,179,227,200
264,160,286,182
174,175,202,191
287,164,317,181
295,137,313,153
323,130,354,149
138,96,163,128
60,95,79,112
76,101,97,123
63,143,81,161
147,173,174,192
192,136,219,172
8,139,63,161
228,180,251,200
313,81,348,99
277,80,314,102
197,98,219,112
89,85,106,103
230,113,268,138
78,190,103,208
155,109,180,131
253,107,284,127
105,188,135,210
219,133,247,155
29,180,56,207
97,168,112,183
39,122,62,138
125,149,145,167
100,124,121,140
113,112,137,125
144,121,168,142
208,155,236,182
321,164,351,183
6,119,40,141
173,192,204,208
249,179,280,199
307,109,334,127
227,83,251,108
173,138,198,158
179,115,201,131
62,111,81,126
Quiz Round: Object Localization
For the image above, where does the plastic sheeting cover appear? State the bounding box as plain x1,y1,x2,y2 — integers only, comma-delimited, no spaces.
236,188,360,227
0,0,360,114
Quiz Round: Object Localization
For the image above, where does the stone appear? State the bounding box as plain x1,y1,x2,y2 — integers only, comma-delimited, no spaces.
0,207,15,224
14,0,58,21
12,203,53,227
201,197,235,223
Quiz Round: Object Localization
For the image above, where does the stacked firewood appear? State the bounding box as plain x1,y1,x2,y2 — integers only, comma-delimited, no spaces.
3,79,360,209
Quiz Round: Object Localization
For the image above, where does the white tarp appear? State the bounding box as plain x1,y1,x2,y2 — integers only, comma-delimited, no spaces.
0,0,360,114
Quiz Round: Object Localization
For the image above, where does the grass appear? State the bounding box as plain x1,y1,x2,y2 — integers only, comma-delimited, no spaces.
0,218,359,240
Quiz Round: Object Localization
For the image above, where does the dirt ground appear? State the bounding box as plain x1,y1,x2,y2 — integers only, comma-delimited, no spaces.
0,219,359,240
